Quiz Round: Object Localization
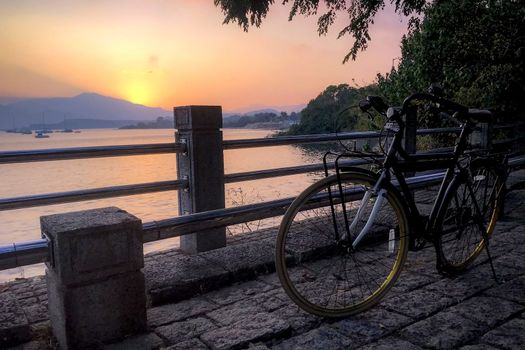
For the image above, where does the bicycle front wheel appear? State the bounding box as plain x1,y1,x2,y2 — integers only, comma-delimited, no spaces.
435,160,505,273
276,172,409,317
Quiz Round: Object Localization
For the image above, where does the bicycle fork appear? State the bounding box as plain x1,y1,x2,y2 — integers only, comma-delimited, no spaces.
339,170,389,249
345,189,387,249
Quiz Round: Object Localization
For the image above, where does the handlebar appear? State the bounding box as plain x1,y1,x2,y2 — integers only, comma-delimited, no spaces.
359,91,469,121
401,92,468,115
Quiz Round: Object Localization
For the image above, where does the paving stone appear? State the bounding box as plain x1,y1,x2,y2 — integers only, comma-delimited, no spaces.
272,326,354,350
17,298,38,308
145,254,231,306
390,270,440,295
497,224,525,244
256,273,281,287
356,336,423,350
16,292,35,300
382,287,455,319
226,227,278,246
470,259,522,284
492,251,525,272
155,317,217,345
28,321,50,341
451,296,524,328
0,292,31,348
271,304,321,333
480,318,525,349
105,332,164,350
6,340,49,350
252,288,292,312
200,239,276,282
246,342,271,350
458,345,501,350
206,299,264,326
201,312,290,350
422,273,494,303
165,338,209,350
147,297,218,327
205,280,275,306
22,304,48,324
256,266,312,288
399,308,481,349
330,308,412,346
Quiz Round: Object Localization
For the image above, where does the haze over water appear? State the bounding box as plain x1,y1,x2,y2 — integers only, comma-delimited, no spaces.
0,128,320,280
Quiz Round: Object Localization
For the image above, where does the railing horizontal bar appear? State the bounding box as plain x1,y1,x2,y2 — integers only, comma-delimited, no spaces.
224,147,460,184
142,197,294,243
223,131,381,149
416,127,462,135
224,159,370,183
0,239,48,270
492,137,520,145
508,155,525,168
493,123,523,130
0,128,464,165
0,180,188,211
223,128,463,150
0,143,185,164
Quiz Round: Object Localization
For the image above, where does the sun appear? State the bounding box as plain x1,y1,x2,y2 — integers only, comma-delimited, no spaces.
124,82,151,106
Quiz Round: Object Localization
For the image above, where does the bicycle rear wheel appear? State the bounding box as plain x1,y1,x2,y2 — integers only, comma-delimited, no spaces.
435,160,505,273
275,172,409,317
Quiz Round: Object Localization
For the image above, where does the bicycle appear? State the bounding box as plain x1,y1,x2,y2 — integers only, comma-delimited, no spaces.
275,90,507,317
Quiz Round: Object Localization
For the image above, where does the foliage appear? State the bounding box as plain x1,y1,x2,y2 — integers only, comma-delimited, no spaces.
223,111,300,128
284,84,381,135
378,0,525,124
214,0,428,62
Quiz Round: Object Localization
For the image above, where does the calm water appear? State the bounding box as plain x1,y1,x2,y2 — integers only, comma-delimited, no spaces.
0,129,321,280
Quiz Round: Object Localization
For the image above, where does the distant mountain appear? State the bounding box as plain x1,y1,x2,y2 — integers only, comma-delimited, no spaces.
0,93,307,130
0,93,170,129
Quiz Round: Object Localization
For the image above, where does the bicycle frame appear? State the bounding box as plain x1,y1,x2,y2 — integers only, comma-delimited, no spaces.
328,112,479,250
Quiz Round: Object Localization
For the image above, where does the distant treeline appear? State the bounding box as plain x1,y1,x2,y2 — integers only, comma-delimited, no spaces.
281,84,381,136
223,112,300,128
119,117,173,129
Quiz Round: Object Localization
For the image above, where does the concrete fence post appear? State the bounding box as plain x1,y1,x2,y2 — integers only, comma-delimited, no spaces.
403,106,417,177
41,207,146,350
471,122,493,150
174,106,226,253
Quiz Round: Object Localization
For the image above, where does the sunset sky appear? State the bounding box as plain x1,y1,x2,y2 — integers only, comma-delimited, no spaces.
0,1,407,111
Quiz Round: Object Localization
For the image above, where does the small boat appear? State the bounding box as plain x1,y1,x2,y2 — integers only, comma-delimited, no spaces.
35,131,50,138
74,130,81,133
20,130,32,135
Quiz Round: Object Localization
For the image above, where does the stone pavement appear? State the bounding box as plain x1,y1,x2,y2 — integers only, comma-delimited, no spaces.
2,180,525,349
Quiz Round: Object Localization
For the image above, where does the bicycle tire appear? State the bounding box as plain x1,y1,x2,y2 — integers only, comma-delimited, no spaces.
434,159,505,273
275,172,409,317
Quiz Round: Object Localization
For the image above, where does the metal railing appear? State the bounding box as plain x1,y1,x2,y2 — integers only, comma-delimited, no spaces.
0,113,522,271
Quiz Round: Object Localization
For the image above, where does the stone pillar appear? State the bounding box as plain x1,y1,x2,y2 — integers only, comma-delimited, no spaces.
174,106,226,253
403,106,417,177
41,207,146,350
471,122,493,150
